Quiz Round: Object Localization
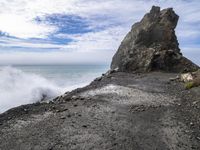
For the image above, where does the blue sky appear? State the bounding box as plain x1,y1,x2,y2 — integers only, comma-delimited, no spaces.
0,0,199,65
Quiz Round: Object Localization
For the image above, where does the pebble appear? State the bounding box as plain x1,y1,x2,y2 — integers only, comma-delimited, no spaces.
94,77,102,81
80,97,84,100
71,96,78,100
190,122,194,126
56,108,68,113
73,104,78,107
60,116,66,119
82,125,88,128
192,101,198,105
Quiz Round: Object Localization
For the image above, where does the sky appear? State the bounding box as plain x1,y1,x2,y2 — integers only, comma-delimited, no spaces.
0,0,199,65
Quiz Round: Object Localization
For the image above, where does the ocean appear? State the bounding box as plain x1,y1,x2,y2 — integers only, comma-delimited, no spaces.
0,65,109,113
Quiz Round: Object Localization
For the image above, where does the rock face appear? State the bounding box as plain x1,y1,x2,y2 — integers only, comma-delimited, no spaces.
111,6,199,72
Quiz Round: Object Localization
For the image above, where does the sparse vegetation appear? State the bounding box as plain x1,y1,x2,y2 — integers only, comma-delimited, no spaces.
185,77,200,89
185,82,194,89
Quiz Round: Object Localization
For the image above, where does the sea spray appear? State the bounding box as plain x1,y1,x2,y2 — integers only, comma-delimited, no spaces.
0,67,62,113
0,65,108,113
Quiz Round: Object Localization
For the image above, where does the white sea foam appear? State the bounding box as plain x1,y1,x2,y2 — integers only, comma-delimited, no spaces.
0,65,108,113
0,66,87,113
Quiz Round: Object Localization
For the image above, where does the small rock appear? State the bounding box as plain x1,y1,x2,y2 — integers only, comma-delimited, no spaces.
86,97,91,100
192,101,198,105
71,96,78,100
23,108,28,113
169,76,179,81
196,137,200,141
56,110,60,113
63,108,68,111
80,97,84,100
60,116,66,119
94,77,102,81
181,73,194,82
73,104,78,107
82,125,88,128
190,122,194,126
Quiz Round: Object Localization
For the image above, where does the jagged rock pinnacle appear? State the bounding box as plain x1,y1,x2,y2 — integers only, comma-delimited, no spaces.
111,6,199,72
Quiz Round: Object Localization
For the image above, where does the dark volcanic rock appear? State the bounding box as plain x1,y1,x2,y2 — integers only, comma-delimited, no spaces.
111,6,199,73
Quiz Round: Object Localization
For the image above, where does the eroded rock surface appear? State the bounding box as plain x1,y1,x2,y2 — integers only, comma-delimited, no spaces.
111,6,199,72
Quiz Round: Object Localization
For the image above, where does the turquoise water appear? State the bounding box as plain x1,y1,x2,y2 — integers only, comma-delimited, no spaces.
0,65,109,113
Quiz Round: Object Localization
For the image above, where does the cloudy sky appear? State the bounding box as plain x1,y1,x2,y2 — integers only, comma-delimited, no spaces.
0,0,199,65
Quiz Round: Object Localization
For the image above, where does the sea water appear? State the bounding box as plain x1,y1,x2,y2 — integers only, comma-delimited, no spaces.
0,65,108,113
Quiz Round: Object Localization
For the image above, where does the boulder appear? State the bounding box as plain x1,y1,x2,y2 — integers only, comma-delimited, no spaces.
181,73,194,82
111,6,199,73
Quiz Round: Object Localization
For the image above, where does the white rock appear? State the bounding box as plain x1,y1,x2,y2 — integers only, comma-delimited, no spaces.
181,73,193,82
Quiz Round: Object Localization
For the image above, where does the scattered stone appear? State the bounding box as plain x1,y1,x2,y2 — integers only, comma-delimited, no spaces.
80,97,84,100
56,108,68,113
111,111,115,114
196,137,200,141
192,101,198,105
190,122,194,126
56,110,60,113
73,104,78,107
60,116,66,119
169,75,180,81
23,108,28,113
181,73,193,82
71,96,78,100
94,77,102,81
86,97,91,100
82,125,88,128
67,114,71,118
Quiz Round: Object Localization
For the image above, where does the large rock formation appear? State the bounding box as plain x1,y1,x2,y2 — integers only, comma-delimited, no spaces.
111,6,199,72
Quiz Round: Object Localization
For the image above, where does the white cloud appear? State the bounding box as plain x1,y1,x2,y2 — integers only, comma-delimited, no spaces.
0,0,198,39
0,37,64,49
59,26,127,52
0,0,199,65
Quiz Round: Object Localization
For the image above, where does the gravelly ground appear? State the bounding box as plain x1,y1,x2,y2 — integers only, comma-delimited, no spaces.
0,72,199,150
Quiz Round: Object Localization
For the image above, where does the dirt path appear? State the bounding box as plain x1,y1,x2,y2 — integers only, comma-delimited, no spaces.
0,72,199,150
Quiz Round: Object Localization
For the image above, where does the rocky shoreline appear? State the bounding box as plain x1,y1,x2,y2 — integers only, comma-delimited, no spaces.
0,6,200,150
